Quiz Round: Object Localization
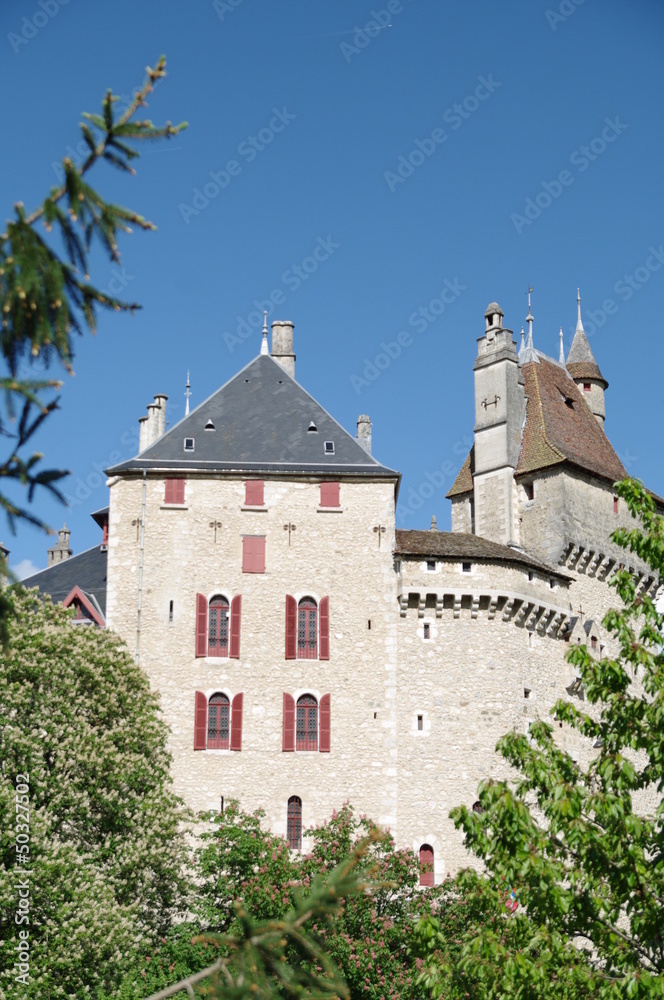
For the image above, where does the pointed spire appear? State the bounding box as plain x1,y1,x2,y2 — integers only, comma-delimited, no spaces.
559,327,565,365
185,371,191,416
520,326,525,352
567,288,607,388
260,311,269,355
576,287,584,333
526,285,534,347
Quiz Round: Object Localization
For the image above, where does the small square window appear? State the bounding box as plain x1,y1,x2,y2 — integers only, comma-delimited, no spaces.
324,441,335,454
524,483,534,501
184,437,195,452
462,562,472,573
426,560,436,572
524,688,531,699
423,623,430,639
549,578,556,589
583,383,591,392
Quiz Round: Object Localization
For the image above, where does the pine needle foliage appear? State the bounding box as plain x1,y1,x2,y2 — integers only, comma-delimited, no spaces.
0,56,186,613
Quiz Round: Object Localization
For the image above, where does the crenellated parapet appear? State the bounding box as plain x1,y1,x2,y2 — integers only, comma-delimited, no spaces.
397,585,570,637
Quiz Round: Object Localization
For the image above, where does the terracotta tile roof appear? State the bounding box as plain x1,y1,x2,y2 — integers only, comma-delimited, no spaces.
395,529,570,578
567,360,606,383
447,446,474,497
516,357,626,483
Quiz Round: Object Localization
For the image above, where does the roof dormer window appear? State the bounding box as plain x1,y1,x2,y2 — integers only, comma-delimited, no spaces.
324,441,335,455
184,437,195,452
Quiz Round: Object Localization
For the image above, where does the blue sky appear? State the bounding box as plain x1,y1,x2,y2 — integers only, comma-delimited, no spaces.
2,0,663,577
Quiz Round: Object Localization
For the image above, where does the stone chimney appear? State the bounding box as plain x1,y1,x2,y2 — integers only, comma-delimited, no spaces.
48,525,72,567
356,414,372,454
139,394,168,451
271,321,295,379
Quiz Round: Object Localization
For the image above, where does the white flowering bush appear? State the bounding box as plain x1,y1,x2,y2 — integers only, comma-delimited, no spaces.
0,587,191,999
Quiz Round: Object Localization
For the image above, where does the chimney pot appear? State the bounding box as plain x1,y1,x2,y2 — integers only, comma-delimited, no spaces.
271,320,295,379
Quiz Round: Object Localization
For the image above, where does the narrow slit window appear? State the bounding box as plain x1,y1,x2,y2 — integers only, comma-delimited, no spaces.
417,714,423,730
423,623,430,639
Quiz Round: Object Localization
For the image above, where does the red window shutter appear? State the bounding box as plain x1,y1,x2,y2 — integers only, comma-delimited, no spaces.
283,693,295,751
319,693,331,752
320,482,340,507
230,692,243,751
195,593,207,657
319,596,330,660
165,479,185,504
242,536,266,573
245,480,264,506
194,691,207,750
285,595,297,659
419,845,434,887
229,595,242,658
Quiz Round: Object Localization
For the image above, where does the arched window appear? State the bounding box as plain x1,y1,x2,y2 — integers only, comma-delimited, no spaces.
208,595,229,657
287,795,302,850
207,693,230,749
419,844,434,887
297,598,317,659
296,694,318,751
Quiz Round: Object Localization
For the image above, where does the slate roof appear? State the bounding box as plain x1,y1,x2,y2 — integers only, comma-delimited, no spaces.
107,354,398,479
395,529,570,578
21,544,108,616
447,354,626,496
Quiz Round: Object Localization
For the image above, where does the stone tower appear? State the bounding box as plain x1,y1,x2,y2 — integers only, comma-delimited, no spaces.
472,302,526,546
566,292,607,426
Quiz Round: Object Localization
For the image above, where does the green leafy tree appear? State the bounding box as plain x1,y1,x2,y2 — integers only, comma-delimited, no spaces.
0,587,191,999
0,57,186,632
413,478,664,999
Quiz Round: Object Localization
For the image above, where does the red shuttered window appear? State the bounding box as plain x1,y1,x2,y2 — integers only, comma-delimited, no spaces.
319,694,331,752
296,694,318,751
245,480,264,506
287,795,302,850
208,596,229,657
297,598,318,659
207,693,230,749
230,692,243,751
243,536,266,573
164,479,185,504
194,691,243,750
285,596,297,659
194,691,207,749
286,596,330,660
229,596,242,659
320,482,340,507
282,693,295,751
419,844,434,887
195,593,208,657
319,597,330,660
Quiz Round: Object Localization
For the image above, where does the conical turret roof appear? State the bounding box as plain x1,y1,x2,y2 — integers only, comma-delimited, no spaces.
566,292,608,386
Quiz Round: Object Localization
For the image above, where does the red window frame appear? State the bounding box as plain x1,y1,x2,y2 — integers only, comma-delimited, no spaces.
419,844,434,887
164,479,185,504
208,595,229,657
583,382,591,392
207,693,230,749
245,480,264,506
320,482,340,507
297,598,318,659
287,795,302,850
242,535,266,573
296,694,318,751
613,496,619,514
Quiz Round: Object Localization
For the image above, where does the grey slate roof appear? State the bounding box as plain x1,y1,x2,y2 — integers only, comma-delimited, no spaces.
107,354,398,478
566,326,607,385
21,544,108,616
